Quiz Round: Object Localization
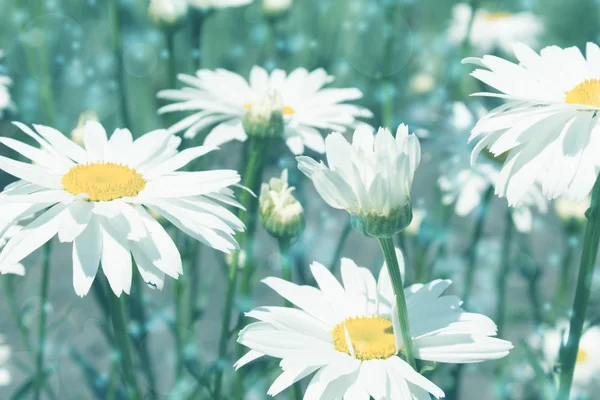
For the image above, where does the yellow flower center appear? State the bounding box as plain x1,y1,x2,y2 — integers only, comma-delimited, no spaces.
576,348,589,364
243,103,295,115
565,79,600,108
482,12,513,21
61,162,146,202
331,316,397,361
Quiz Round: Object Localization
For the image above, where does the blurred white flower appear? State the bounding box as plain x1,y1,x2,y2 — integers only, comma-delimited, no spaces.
0,50,14,118
157,66,372,154
439,161,548,233
448,4,543,54
536,321,600,397
409,72,435,95
554,196,590,224
70,111,99,147
0,336,11,386
297,124,420,237
0,121,244,296
0,225,25,276
188,0,253,8
262,0,292,16
259,169,304,239
404,207,426,236
465,43,600,205
149,0,188,25
236,254,512,398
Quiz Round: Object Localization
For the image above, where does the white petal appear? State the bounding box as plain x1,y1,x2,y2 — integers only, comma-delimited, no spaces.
72,217,102,297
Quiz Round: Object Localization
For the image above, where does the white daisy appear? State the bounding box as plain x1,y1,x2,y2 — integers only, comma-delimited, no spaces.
536,321,600,397
0,121,244,296
262,0,292,16
448,4,543,54
187,0,253,9
0,50,14,118
236,255,513,398
149,0,188,25
439,160,548,233
464,42,600,204
157,66,372,155
297,124,420,237
0,336,11,386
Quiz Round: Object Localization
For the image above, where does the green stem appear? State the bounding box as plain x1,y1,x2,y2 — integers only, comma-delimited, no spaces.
109,294,142,400
328,217,352,273
378,236,416,369
214,140,267,400
277,239,302,400
557,174,600,400
165,29,177,89
109,0,131,129
34,242,52,400
495,209,514,337
555,224,579,313
462,185,494,305
189,9,207,71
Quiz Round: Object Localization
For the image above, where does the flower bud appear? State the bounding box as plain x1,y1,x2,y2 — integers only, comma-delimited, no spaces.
404,208,426,236
555,196,589,224
242,89,284,139
262,0,293,17
71,111,99,146
148,0,188,26
259,169,304,239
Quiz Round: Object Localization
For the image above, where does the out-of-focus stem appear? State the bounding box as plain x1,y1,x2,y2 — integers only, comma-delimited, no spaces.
495,209,514,337
328,217,352,273
109,0,131,129
33,242,52,400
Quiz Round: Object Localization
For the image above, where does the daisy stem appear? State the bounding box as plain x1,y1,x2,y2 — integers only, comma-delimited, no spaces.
215,139,267,400
558,174,600,400
555,224,579,313
462,185,494,306
495,208,514,337
109,0,132,129
34,241,52,400
328,217,352,273
108,294,142,400
189,9,208,71
164,29,177,90
378,236,417,369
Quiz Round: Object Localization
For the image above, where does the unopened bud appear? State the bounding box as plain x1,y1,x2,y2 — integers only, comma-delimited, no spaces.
71,111,99,146
243,89,284,139
148,0,188,26
259,169,304,239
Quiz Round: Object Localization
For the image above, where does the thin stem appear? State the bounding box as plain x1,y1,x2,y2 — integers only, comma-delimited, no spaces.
495,209,514,337
189,9,207,71
328,217,352,273
109,294,142,400
555,224,580,314
378,236,416,369
277,238,302,400
462,185,494,305
557,174,600,400
165,29,177,89
109,0,131,129
34,242,52,400
214,140,267,400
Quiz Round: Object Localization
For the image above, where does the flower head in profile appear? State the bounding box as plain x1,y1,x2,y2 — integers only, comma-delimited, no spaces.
465,42,600,204
259,169,304,239
0,50,14,118
0,336,11,386
149,0,188,25
448,4,543,54
236,254,512,398
297,124,420,237
187,0,253,9
533,321,600,397
0,122,244,296
157,66,372,154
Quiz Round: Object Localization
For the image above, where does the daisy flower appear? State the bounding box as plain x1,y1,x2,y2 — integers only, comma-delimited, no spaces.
0,50,14,118
0,336,11,386
149,0,188,25
187,0,253,9
448,4,543,54
157,66,372,155
464,42,600,204
535,321,600,397
0,121,244,296
439,160,548,233
236,255,513,398
262,0,293,16
297,124,420,237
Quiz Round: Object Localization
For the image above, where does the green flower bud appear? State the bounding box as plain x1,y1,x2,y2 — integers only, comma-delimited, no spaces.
259,169,304,239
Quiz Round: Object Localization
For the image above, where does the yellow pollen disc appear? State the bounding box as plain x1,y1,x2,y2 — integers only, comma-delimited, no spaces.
482,12,513,21
565,79,600,108
243,102,295,115
331,316,397,361
576,348,589,363
61,162,146,202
